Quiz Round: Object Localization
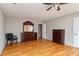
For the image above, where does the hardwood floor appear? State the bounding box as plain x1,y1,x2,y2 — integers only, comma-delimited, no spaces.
1,39,79,56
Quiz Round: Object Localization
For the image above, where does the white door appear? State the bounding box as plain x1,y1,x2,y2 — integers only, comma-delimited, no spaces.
42,24,47,39
73,17,79,48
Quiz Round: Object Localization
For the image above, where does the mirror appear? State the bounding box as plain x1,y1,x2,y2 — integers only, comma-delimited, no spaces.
23,21,34,32
24,25,33,32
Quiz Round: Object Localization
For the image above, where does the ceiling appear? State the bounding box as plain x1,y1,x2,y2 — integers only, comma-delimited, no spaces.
0,3,79,21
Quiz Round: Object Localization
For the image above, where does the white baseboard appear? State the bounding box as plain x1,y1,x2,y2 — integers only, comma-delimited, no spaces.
65,43,73,47
0,41,7,55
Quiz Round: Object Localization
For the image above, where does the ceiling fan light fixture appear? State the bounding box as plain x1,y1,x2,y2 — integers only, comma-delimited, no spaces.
43,3,67,11
54,3,60,11
57,6,60,11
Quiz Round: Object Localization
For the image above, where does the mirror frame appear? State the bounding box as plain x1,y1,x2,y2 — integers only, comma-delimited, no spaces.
23,21,34,32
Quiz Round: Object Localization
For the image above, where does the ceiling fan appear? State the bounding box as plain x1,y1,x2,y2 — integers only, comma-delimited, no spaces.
43,3,67,11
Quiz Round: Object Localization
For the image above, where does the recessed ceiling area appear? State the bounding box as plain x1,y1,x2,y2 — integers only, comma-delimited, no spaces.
0,3,79,21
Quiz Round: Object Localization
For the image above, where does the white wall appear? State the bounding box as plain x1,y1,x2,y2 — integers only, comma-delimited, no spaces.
0,8,6,54
45,12,79,46
6,17,43,42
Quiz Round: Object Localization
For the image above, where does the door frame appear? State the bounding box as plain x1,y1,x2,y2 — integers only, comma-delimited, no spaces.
73,17,79,48
42,24,47,39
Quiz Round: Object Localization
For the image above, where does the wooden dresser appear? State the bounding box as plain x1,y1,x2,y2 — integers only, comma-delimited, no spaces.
21,32,37,42
53,29,65,44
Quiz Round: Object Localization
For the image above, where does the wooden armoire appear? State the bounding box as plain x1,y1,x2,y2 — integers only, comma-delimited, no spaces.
21,21,37,42
52,29,65,44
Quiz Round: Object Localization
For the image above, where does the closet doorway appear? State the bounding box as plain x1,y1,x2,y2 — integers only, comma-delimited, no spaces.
38,24,42,39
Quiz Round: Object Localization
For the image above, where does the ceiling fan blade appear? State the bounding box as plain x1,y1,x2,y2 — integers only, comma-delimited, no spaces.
46,6,52,11
59,3,68,5
43,3,52,5
12,3,16,4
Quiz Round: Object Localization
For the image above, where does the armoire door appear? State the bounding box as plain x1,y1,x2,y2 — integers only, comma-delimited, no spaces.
53,29,65,44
